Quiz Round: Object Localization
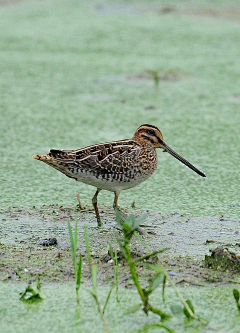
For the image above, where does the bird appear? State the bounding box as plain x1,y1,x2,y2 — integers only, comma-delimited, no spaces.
33,124,205,226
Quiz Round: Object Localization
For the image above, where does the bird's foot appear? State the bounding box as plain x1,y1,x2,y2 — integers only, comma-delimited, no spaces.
97,217,102,227
76,193,84,210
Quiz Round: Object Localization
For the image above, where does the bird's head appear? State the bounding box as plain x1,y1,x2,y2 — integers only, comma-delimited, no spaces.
133,124,164,148
133,124,206,177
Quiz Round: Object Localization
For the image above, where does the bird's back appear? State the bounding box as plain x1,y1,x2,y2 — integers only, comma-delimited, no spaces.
33,139,158,192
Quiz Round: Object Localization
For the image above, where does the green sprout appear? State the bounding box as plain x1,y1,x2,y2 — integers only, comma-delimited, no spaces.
233,288,240,311
115,208,209,327
68,220,82,305
84,226,111,333
115,208,170,320
14,269,45,303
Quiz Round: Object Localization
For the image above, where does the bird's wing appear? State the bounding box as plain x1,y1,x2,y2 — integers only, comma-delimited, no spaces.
48,140,141,175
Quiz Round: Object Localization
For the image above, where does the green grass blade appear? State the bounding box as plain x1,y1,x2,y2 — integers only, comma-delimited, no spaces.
137,323,175,333
233,288,240,302
148,272,165,294
103,284,114,314
109,244,114,260
13,268,26,281
229,280,240,284
86,288,97,300
68,221,76,273
134,213,147,228
109,240,120,303
76,253,82,288
114,208,124,226
141,262,166,273
147,306,170,320
233,288,240,310
162,273,167,303
36,275,41,290
114,239,119,302
68,221,74,252
84,226,97,291
74,220,78,254
183,299,195,318
135,249,169,263
84,225,91,263
124,303,142,314
91,264,98,292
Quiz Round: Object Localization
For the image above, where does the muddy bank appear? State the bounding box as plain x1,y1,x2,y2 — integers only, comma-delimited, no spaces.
1,205,240,285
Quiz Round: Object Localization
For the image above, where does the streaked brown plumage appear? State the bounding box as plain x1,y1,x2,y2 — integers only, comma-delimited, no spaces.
33,124,205,226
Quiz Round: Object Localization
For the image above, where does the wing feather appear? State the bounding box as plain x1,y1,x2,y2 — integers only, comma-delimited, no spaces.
48,140,141,175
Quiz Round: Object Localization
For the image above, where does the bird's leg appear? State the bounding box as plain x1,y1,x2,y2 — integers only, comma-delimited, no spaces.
92,188,102,227
113,192,119,209
113,191,127,218
76,192,84,210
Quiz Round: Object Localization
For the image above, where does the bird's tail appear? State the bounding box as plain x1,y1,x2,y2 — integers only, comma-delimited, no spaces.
32,154,50,161
32,152,77,179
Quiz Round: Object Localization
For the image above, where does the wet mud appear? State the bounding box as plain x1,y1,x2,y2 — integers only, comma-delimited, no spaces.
1,205,240,286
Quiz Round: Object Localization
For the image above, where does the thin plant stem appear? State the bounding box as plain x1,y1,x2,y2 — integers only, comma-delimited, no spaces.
164,271,208,326
68,220,82,305
84,226,111,333
115,209,209,326
89,291,110,333
109,240,119,303
114,240,119,303
124,240,168,319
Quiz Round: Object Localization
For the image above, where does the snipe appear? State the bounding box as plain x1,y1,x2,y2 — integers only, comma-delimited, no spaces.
33,124,205,226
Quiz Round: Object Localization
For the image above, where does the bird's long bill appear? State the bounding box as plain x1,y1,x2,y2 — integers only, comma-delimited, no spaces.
162,142,206,177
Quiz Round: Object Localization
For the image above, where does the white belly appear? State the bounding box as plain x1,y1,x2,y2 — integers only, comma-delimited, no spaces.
74,169,154,193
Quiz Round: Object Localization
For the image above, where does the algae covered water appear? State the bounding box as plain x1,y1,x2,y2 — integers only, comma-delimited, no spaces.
1,1,240,333
0,283,240,333
0,0,240,218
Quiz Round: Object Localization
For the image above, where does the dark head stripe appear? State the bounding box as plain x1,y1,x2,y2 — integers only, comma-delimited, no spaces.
137,124,160,131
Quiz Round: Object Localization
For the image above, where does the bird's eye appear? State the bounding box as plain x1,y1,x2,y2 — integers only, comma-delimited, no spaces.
148,129,155,135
